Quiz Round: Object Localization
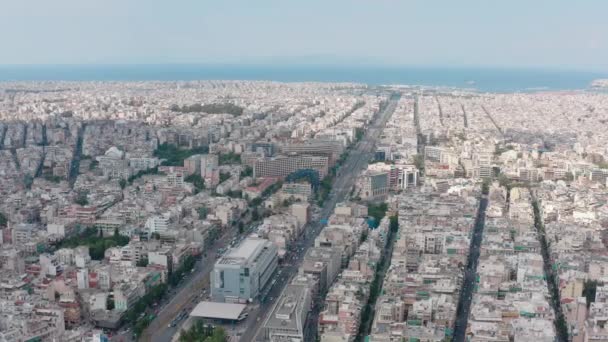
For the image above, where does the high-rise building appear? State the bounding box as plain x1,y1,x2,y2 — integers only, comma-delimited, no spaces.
211,237,278,303
184,154,203,175
200,154,219,178
253,155,329,180
280,139,344,165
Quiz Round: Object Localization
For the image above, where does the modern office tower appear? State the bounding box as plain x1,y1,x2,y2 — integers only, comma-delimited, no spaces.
211,237,279,303
253,155,329,180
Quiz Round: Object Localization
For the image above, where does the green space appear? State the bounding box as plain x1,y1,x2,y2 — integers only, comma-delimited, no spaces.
185,174,205,193
75,190,89,206
136,257,149,267
337,151,349,167
125,283,169,336
205,226,220,248
128,167,159,184
219,172,231,184
89,160,99,170
316,175,333,206
170,103,244,116
24,174,34,189
56,227,129,260
168,255,196,286
225,190,242,198
367,202,388,228
413,154,425,173
358,214,398,340
178,320,227,342
197,207,208,220
218,152,241,165
240,166,253,178
0,212,7,227
355,128,364,142
583,280,602,308
130,256,197,336
262,181,282,197
44,174,63,183
154,143,209,166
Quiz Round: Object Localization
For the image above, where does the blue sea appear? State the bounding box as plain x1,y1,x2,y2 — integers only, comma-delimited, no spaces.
0,64,606,93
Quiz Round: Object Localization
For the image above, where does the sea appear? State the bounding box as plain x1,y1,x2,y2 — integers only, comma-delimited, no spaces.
0,64,606,93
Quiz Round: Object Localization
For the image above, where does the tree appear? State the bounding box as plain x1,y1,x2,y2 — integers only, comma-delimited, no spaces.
219,172,231,184
154,143,209,166
119,179,127,189
583,280,601,308
482,179,491,194
197,207,208,220
75,190,89,206
413,154,425,172
250,197,263,207
185,174,205,193
368,203,388,228
497,174,512,190
0,212,7,227
565,172,575,182
355,128,364,142
226,190,242,199
389,215,399,233
238,222,245,234
24,174,34,190
179,320,227,342
240,166,253,179
137,257,149,267
218,152,241,165
44,174,63,183
106,296,115,310
89,160,99,170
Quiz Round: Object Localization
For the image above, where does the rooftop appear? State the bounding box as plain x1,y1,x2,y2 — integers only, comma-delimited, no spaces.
190,301,246,320
228,238,266,260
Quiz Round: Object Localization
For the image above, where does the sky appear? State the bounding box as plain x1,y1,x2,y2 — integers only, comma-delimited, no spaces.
1,0,608,71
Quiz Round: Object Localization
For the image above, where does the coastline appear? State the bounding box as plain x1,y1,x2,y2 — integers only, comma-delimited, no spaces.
0,64,607,93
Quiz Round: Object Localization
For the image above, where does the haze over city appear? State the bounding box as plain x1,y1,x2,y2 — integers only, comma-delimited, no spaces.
1,2,608,342
2,0,608,70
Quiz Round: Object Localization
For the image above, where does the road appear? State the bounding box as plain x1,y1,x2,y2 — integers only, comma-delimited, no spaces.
69,123,86,187
243,93,401,342
137,93,399,342
531,197,568,342
139,200,268,341
137,229,238,342
451,193,488,342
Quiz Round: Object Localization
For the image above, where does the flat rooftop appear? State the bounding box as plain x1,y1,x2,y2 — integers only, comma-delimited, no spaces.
263,284,309,333
190,301,247,320
227,238,265,260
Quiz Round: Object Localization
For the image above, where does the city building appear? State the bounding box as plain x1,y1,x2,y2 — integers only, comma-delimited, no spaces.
211,237,279,303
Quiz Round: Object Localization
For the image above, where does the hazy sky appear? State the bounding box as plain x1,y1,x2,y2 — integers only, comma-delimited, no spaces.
2,0,607,70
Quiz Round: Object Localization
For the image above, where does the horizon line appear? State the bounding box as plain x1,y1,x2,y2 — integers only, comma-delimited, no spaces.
0,63,606,74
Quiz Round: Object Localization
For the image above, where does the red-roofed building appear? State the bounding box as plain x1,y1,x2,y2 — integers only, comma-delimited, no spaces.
244,177,279,199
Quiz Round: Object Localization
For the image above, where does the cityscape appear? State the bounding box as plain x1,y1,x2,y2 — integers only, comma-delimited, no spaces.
1,79,608,342
2,1,608,342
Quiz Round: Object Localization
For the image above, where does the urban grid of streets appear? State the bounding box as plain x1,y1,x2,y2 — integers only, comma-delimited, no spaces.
140,92,401,342
3,79,608,342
